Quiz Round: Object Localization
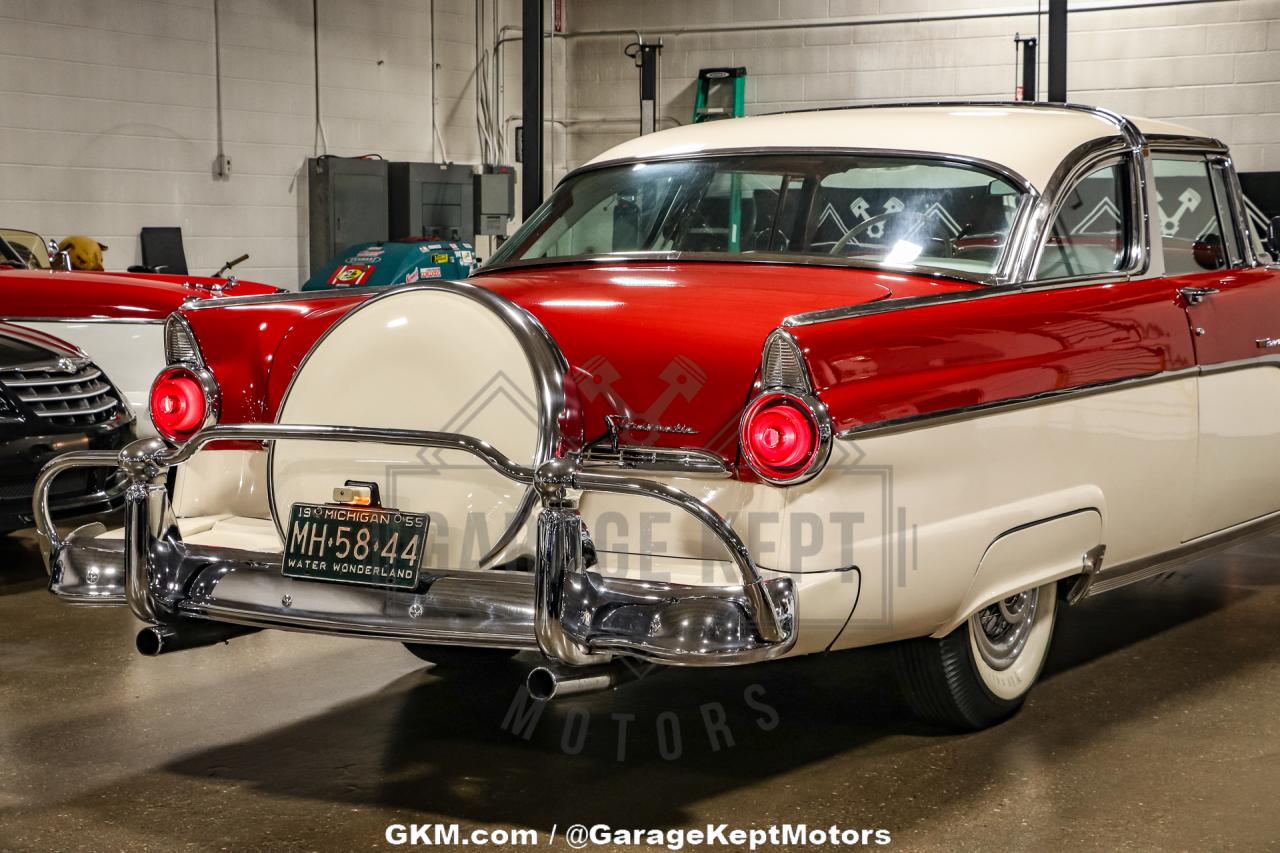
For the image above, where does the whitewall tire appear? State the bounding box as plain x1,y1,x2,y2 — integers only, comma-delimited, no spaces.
893,581,1060,730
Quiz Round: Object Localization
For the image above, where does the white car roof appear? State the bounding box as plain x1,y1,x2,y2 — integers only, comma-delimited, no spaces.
583,104,1212,193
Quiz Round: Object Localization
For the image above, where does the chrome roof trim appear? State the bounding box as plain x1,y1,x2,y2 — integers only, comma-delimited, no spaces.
760,100,1152,148
557,145,1035,195
1145,133,1229,153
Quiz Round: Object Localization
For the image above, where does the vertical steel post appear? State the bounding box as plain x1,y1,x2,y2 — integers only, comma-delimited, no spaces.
1047,0,1067,103
520,0,544,219
638,42,662,135
1021,37,1038,101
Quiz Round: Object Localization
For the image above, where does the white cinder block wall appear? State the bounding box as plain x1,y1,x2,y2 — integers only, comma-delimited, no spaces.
3,0,1277,285
556,0,1280,183
0,0,492,288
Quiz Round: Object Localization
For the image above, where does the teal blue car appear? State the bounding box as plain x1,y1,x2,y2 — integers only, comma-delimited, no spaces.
302,239,476,291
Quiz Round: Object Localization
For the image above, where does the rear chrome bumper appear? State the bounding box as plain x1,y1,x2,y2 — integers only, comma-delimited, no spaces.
35,425,796,666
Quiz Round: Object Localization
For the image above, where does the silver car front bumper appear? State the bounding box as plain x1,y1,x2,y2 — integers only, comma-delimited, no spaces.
35,424,796,667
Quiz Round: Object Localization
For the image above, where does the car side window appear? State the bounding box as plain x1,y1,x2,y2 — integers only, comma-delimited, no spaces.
1154,157,1240,274
1035,162,1128,279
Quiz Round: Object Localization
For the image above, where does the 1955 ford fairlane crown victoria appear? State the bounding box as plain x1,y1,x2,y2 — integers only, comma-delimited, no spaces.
35,103,1280,730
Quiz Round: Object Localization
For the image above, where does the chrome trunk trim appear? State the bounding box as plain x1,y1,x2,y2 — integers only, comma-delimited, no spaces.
581,445,730,477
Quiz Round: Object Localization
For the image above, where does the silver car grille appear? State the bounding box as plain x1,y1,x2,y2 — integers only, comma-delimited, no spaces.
0,359,124,427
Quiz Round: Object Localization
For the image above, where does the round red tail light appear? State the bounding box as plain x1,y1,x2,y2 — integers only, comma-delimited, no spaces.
740,391,831,484
150,365,217,442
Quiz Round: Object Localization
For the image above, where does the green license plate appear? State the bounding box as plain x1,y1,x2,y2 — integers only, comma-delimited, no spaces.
281,502,429,590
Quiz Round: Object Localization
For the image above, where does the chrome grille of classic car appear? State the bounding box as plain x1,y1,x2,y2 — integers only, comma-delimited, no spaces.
0,359,123,427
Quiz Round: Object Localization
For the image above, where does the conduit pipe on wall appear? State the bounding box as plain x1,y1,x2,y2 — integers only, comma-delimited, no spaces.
558,0,1233,38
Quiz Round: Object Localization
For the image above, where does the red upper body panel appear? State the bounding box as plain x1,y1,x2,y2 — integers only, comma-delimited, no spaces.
0,269,280,321
175,259,1233,472
791,277,1197,435
179,262,974,451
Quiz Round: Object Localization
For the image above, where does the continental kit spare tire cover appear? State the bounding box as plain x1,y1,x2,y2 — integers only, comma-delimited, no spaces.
269,285,558,571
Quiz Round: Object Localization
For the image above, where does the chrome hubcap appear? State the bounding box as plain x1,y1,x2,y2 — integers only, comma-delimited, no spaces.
971,588,1040,671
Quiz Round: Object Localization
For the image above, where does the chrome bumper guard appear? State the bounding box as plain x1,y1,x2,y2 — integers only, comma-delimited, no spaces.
34,425,796,666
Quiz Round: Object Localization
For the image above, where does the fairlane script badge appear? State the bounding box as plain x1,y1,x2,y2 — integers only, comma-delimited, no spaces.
282,503,429,590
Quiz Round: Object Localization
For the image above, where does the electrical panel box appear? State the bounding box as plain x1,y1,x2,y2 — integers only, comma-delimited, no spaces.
307,157,389,274
475,168,516,236
389,162,475,243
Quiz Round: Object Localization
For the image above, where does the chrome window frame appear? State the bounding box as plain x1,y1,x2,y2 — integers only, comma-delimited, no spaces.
1223,160,1267,268
786,124,1245,328
1206,157,1247,268
1148,147,1254,275
479,146,1039,285
1019,141,1145,286
781,137,1144,327
1215,155,1262,268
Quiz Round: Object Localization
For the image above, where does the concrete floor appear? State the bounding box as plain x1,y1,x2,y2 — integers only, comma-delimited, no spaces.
1,524,1277,853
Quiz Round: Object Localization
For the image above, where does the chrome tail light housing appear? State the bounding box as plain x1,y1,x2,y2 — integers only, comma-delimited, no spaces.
740,330,832,485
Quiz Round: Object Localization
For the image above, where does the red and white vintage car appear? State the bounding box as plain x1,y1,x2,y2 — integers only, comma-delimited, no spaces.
0,257,279,435
35,104,1280,729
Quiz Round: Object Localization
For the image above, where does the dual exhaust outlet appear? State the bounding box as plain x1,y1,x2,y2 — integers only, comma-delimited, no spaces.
135,622,642,701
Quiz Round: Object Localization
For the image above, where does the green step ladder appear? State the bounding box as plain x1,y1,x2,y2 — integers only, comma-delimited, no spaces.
692,67,748,250
692,66,747,123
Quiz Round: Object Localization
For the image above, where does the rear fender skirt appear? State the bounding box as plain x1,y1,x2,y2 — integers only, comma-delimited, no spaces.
931,507,1103,638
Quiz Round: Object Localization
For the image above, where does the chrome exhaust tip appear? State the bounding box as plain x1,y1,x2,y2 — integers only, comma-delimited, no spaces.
136,621,259,656
526,660,641,701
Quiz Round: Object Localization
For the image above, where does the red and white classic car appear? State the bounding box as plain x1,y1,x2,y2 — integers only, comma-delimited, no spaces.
35,104,1280,730
0,256,279,435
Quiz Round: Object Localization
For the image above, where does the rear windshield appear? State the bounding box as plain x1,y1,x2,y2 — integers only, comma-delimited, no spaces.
487,154,1025,277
